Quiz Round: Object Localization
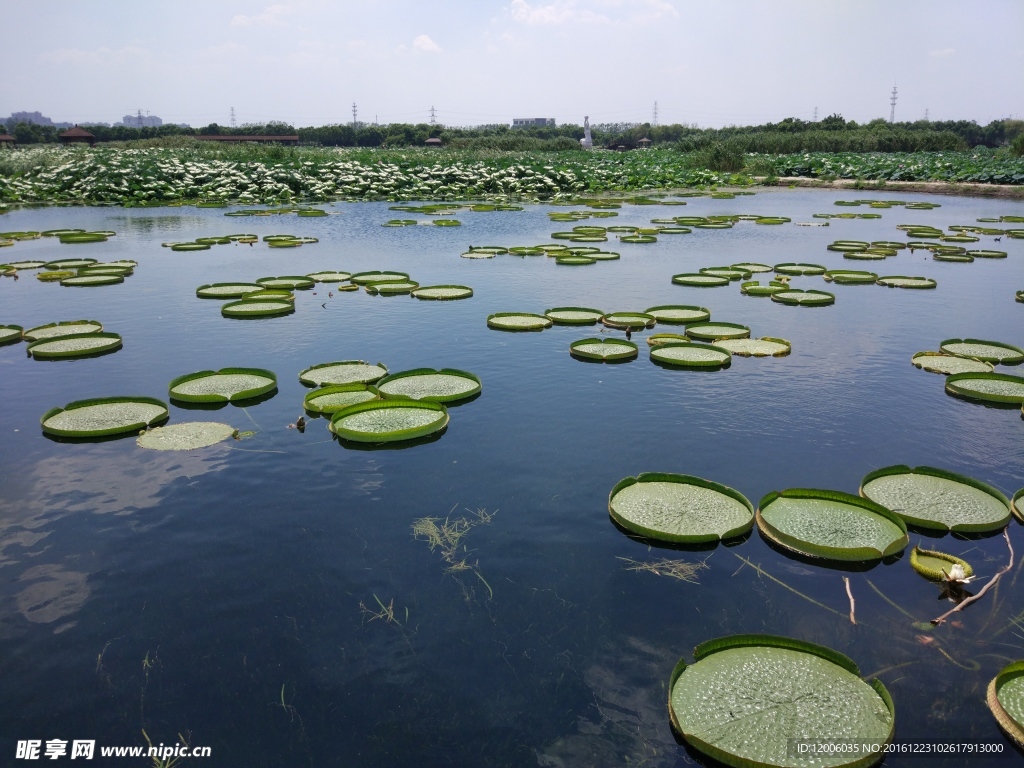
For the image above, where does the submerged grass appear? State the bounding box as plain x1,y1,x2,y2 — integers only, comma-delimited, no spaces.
413,507,496,600
618,556,708,583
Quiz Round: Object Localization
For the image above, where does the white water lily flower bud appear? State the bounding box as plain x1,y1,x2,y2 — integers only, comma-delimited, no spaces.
948,564,966,581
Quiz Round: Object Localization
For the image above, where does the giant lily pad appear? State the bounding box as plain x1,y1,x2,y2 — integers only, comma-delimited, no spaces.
569,338,638,361
0,325,23,345
650,343,731,369
700,267,751,281
169,368,277,403
545,307,604,325
376,368,481,403
909,546,974,581
939,339,1024,365
669,634,894,768
24,320,103,341
683,322,750,342
911,352,992,375
646,334,689,347
41,396,169,438
60,274,124,287
771,289,835,306
256,275,315,290
824,270,878,285
672,273,729,287
300,361,388,387
196,283,264,299
350,271,410,286
989,662,1024,748
860,465,1011,533
714,337,791,357
757,488,908,561
303,384,379,414
644,305,710,324
877,276,936,289
365,280,419,295
601,312,656,330
945,372,1024,403
137,422,236,451
774,263,827,276
307,271,352,283
487,313,552,331
221,299,294,318
27,332,122,359
609,473,754,543
412,285,473,300
329,400,448,443
741,280,788,296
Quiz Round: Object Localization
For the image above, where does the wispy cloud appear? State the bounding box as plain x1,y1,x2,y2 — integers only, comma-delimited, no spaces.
510,0,607,25
929,48,955,58
509,0,676,26
412,34,442,53
231,4,292,27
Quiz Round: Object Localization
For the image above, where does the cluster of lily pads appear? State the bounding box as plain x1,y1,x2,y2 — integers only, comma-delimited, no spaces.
165,233,317,252
0,228,135,286
0,319,123,360
609,466,1024,766
224,206,328,217
487,305,789,368
912,338,1024,414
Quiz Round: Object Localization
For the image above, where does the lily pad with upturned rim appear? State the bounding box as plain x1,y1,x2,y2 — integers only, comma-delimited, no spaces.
601,312,656,330
196,283,263,299
300,360,389,387
544,307,604,325
569,338,638,361
646,333,690,347
137,422,236,451
221,299,294,318
669,634,895,768
376,368,481,403
824,270,878,285
0,325,23,345
307,271,352,283
911,352,992,375
303,384,378,414
609,473,754,543
877,276,937,289
774,263,827,276
644,305,710,324
41,396,169,438
329,399,449,443
350,271,411,286
700,267,751,281
672,273,729,287
909,546,974,581
988,661,1024,749
169,368,278,404
650,343,731,369
939,339,1024,365
24,320,103,341
60,274,125,287
365,280,419,295
487,313,552,331
757,488,908,562
27,332,122,359
412,285,473,300
860,465,1011,533
714,337,791,357
740,280,788,297
945,372,1024,404
683,322,750,342
771,289,835,306
256,275,315,290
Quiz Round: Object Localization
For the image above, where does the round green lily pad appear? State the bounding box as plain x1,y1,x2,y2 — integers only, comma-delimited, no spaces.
731,262,773,273
350,271,410,285
169,368,277,403
170,242,211,251
601,312,656,330
555,255,596,265
968,250,1008,259
877,276,936,289
0,325,23,345
714,337,791,357
945,372,1024,403
304,384,379,414
909,546,974,581
7,261,47,269
412,285,473,300
24,320,103,341
771,289,835,306
684,322,750,342
241,289,294,302
860,465,1011,533
365,280,419,295
377,368,481,403
487,313,552,331
669,634,894,768
646,333,689,347
650,343,731,369
545,307,604,325
569,338,638,361
461,251,495,259
307,271,352,283
988,661,1024,749
256,276,315,290
700,267,751,281
757,488,909,561
60,274,124,287
741,280,788,296
940,339,1024,365
221,299,295,318
27,332,122,359
911,352,992,375
824,270,878,285
672,273,729,287
41,396,169,438
300,361,389,387
329,399,449,443
644,305,710,324
137,422,236,451
44,258,98,269
775,263,827,276
609,473,754,543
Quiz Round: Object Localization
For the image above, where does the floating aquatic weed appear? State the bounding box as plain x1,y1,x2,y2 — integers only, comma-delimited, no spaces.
377,369,481,403
137,422,236,451
757,488,909,561
486,313,552,331
609,473,753,543
939,338,1024,365
669,635,894,768
911,352,992,375
650,343,731,369
303,384,378,415
412,285,473,300
569,338,638,361
299,361,388,387
860,465,1011,533
24,320,103,341
169,368,277,404
714,337,791,357
41,396,169,438
329,400,448,443
644,305,710,324
27,332,122,359
945,372,1024,404
909,546,975,582
618,556,708,583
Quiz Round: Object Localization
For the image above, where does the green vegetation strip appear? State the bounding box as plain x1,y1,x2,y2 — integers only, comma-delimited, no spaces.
609,473,753,543
329,399,448,443
41,396,169,438
669,634,894,768
169,368,277,403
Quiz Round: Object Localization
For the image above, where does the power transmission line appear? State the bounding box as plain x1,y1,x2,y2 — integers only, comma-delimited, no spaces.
652,101,658,126
889,85,898,123
813,106,818,122
924,107,929,121
230,107,236,129
352,102,358,127
430,106,437,125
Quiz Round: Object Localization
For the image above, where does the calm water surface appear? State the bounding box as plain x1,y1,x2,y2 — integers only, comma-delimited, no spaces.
0,189,1022,767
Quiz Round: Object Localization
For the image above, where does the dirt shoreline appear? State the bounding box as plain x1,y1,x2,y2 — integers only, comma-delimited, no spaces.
759,177,1024,200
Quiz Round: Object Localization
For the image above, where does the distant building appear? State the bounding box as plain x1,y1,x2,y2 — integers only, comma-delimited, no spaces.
6,111,72,129
512,118,555,129
120,113,164,128
196,134,299,145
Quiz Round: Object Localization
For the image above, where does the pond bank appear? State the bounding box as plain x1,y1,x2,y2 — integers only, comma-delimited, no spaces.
761,176,1024,200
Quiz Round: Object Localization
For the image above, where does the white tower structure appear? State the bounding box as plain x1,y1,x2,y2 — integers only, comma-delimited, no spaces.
580,116,593,149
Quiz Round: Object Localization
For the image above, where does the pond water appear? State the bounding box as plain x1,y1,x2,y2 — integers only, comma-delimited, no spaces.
0,189,1022,767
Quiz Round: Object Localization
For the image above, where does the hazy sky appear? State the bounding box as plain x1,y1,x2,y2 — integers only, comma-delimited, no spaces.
2,0,1021,129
